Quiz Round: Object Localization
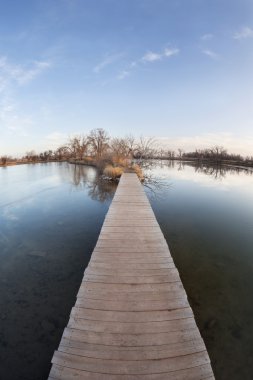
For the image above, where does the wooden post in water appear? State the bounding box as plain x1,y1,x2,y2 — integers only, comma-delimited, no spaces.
48,173,215,379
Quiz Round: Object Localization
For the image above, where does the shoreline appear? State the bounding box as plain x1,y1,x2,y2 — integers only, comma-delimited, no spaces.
1,158,253,171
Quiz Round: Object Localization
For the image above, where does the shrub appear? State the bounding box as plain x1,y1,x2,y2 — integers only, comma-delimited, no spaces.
103,165,124,179
112,156,129,167
1,156,7,165
131,164,144,181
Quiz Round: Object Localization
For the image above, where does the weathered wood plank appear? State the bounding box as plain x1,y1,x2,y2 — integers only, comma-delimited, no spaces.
79,282,184,294
101,226,161,233
67,316,196,334
90,256,173,262
49,363,214,380
82,273,181,284
48,173,214,379
84,267,176,276
62,327,202,346
76,289,186,302
71,306,194,322
95,241,168,248
75,297,189,311
92,246,171,253
88,261,175,269
52,350,210,375
103,220,159,226
58,339,206,360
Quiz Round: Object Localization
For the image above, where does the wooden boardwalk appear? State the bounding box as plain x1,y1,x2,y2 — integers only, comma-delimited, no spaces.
49,173,215,380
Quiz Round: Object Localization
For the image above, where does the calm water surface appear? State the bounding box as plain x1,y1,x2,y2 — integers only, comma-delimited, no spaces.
0,161,253,380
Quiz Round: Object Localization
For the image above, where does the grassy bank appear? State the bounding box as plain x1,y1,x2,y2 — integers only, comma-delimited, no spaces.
68,157,144,181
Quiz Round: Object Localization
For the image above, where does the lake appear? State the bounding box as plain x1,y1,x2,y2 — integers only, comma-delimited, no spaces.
0,161,253,380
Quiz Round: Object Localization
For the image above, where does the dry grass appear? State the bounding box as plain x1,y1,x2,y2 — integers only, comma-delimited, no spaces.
131,164,144,181
103,165,124,179
111,156,129,167
83,156,94,163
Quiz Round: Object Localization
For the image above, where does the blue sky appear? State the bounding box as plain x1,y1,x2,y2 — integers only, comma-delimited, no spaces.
0,0,253,156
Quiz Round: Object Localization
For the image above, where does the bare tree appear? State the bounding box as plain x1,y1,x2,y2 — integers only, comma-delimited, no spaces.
88,129,110,159
1,156,7,165
110,135,136,160
209,146,227,160
25,150,38,162
177,148,184,159
111,138,127,159
125,134,135,157
67,135,90,160
135,136,156,160
167,150,175,159
55,145,70,160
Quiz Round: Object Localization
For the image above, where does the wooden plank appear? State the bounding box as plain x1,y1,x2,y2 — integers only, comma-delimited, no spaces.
49,363,214,380
67,317,196,334
90,256,172,262
76,289,186,302
62,327,202,346
98,234,165,240
95,241,168,248
70,306,194,322
75,297,189,311
52,350,210,375
48,173,214,379
79,282,184,294
88,261,175,269
90,258,174,265
90,256,173,262
84,268,176,276
58,338,206,360
101,226,161,232
82,273,181,284
103,221,159,227
92,246,171,253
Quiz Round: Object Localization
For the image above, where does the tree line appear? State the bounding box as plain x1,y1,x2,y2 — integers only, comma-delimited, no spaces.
1,128,252,165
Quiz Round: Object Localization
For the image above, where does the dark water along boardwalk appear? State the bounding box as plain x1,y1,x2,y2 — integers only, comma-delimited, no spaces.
48,173,214,379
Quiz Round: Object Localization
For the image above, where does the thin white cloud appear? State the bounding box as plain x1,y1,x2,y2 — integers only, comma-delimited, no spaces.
0,56,51,86
234,26,253,39
117,70,130,80
164,47,179,57
1,111,32,137
201,33,214,41
130,61,137,68
93,53,123,73
202,49,220,60
0,77,7,93
0,56,51,140
142,51,162,62
142,47,179,63
16,61,51,85
116,46,179,81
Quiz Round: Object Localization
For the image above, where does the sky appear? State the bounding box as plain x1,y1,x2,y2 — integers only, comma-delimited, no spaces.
0,0,253,156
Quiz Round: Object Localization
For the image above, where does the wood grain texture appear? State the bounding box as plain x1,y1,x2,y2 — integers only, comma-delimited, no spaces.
48,173,214,379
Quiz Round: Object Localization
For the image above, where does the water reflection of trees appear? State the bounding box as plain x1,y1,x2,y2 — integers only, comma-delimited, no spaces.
69,161,171,201
144,174,172,200
194,164,227,180
142,159,253,180
71,164,92,187
186,162,253,180
64,160,253,203
67,163,117,202
86,179,117,202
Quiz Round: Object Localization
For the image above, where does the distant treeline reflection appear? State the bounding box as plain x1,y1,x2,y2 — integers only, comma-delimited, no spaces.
143,159,253,180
